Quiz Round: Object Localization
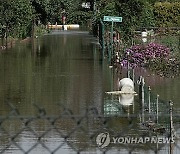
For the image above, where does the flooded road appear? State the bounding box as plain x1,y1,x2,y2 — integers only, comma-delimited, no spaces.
0,30,179,154
0,31,113,115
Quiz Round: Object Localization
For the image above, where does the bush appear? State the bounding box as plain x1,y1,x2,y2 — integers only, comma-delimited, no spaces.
115,0,155,40
0,0,33,38
154,2,180,27
139,2,155,28
121,43,170,68
120,42,180,77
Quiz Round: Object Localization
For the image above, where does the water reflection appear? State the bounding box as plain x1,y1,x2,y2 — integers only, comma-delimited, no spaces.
118,94,134,106
104,94,135,116
0,31,109,116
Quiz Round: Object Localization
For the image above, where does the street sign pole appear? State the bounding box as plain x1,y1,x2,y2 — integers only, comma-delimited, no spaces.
111,21,114,62
103,16,122,64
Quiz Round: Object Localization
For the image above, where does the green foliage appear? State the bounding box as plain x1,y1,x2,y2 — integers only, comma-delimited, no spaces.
97,0,117,18
68,10,93,25
1,0,179,40
154,2,180,27
157,35,180,55
31,0,50,24
0,0,92,38
47,0,86,24
47,0,64,24
34,25,49,36
0,0,33,38
96,0,179,41
139,2,155,28
115,0,155,40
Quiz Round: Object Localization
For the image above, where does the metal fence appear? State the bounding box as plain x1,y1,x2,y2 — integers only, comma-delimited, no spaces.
99,19,123,65
0,92,180,153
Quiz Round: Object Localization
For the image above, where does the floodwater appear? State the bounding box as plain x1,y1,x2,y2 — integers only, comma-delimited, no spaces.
0,30,179,154
0,30,111,116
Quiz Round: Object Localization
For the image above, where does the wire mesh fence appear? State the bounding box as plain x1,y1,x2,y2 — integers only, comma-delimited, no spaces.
0,98,180,154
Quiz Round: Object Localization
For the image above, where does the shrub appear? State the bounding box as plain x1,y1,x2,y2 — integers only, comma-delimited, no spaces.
121,43,170,68
120,42,180,77
115,0,155,38
154,2,180,27
0,0,33,38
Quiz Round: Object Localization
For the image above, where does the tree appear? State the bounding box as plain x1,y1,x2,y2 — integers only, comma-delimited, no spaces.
154,2,180,27
0,0,33,38
31,0,50,24
114,0,155,39
47,0,65,24
47,0,85,24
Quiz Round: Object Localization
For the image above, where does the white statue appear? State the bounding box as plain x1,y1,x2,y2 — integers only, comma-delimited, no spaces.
119,78,134,93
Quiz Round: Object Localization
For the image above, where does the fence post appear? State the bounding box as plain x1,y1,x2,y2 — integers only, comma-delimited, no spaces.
156,94,159,124
127,51,130,78
100,19,105,58
148,86,151,120
139,76,145,123
169,100,174,154
111,21,114,58
132,69,135,83
108,41,111,63
169,100,173,136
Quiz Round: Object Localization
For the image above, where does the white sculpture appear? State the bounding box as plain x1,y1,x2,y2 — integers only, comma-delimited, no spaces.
119,78,134,93
106,78,135,95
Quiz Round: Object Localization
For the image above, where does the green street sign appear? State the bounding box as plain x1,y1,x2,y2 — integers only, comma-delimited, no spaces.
103,16,122,22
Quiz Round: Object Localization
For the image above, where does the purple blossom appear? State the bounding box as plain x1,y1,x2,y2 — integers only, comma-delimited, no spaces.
120,43,171,68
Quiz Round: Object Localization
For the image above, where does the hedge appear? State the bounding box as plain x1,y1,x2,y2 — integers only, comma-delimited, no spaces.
154,2,180,27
